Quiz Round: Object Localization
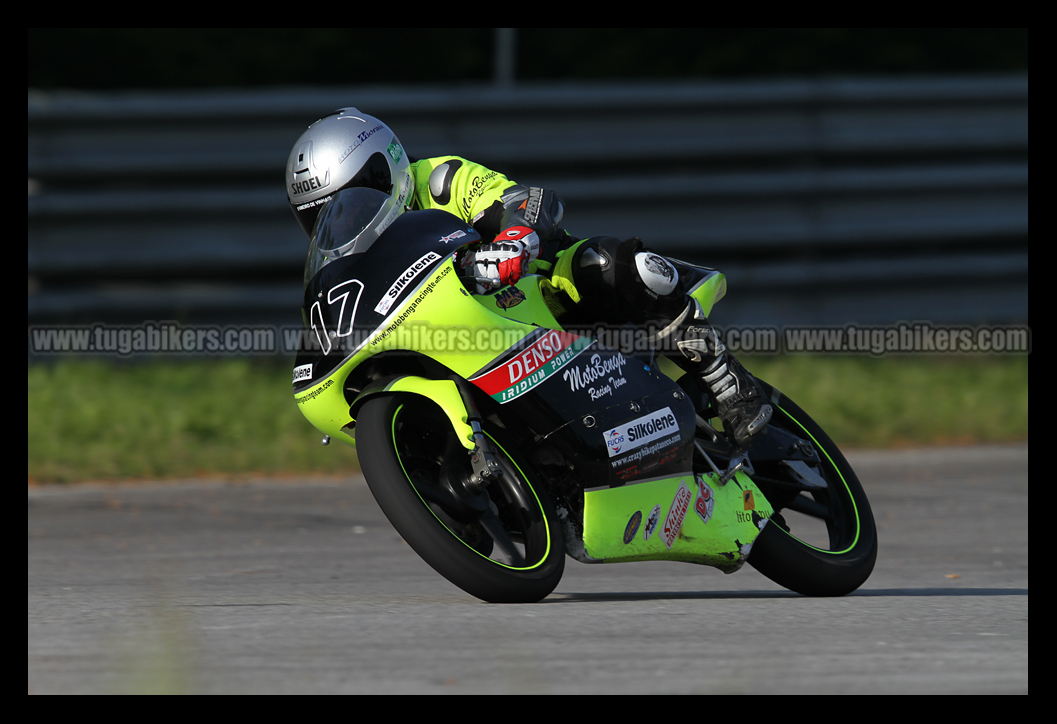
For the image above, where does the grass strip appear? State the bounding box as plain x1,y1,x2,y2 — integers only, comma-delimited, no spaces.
28,355,1027,483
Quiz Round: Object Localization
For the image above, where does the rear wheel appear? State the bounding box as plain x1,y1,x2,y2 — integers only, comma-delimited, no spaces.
355,394,565,603
743,382,877,596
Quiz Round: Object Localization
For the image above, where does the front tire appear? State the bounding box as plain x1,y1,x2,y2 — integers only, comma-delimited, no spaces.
746,382,878,596
355,394,565,603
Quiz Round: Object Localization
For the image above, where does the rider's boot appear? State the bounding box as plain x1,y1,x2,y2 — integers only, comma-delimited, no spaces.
655,302,773,452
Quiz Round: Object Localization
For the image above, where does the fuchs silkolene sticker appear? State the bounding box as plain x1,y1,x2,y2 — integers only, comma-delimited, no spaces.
602,406,680,458
470,329,591,404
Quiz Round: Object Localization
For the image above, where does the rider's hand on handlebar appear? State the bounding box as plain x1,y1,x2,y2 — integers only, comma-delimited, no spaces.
495,225,540,263
460,237,533,294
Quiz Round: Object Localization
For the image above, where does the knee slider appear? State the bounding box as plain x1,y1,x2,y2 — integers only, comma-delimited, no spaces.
613,239,685,322
568,237,686,325
633,251,679,297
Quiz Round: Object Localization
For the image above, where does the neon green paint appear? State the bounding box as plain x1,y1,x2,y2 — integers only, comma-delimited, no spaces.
293,361,359,447
582,471,772,567
295,256,540,449
475,274,565,330
384,376,476,449
689,271,727,319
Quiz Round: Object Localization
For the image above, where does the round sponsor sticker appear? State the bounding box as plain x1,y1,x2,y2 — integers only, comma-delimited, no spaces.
623,510,642,544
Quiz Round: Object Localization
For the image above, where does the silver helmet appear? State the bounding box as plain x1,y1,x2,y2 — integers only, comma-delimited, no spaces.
285,108,413,238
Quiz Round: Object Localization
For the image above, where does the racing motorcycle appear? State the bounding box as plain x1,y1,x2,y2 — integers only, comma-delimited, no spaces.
292,187,877,603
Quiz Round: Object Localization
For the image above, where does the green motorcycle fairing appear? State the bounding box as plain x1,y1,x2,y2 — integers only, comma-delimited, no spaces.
579,470,772,569
294,207,767,568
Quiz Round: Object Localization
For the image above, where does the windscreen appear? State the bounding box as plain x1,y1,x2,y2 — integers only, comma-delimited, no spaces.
304,187,401,286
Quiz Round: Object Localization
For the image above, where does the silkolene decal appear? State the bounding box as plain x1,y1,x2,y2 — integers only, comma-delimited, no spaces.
602,406,680,458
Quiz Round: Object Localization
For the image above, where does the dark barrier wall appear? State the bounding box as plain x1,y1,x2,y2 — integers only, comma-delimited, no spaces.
28,76,1027,328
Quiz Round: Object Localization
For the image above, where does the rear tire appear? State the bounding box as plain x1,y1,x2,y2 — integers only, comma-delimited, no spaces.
746,382,877,596
355,394,565,603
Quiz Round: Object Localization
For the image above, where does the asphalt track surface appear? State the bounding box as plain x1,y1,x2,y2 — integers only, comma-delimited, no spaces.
29,444,1028,694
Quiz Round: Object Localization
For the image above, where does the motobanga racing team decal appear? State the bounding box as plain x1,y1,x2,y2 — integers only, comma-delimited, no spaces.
469,329,592,403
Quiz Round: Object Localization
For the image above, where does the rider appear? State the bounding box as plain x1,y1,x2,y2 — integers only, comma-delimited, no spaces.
286,108,772,451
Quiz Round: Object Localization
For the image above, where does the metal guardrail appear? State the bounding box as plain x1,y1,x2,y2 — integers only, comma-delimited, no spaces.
28,76,1028,331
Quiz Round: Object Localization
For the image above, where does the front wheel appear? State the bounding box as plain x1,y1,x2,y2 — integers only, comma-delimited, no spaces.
745,382,878,596
355,394,565,603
